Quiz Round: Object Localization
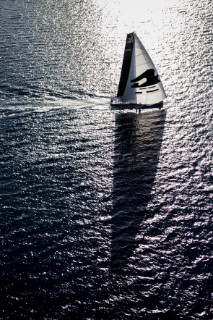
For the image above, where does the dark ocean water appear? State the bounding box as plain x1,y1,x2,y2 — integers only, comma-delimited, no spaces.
0,0,212,319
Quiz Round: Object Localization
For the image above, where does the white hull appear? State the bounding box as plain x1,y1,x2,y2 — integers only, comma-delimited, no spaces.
110,99,163,110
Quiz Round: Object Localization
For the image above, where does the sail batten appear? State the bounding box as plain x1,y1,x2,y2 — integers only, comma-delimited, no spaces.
112,32,166,108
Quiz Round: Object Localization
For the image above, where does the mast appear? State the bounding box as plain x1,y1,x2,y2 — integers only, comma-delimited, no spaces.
117,33,134,98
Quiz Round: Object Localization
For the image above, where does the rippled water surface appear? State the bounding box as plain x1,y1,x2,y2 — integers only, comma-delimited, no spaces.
0,0,212,319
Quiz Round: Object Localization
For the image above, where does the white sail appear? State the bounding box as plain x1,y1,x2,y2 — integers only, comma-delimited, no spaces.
113,32,166,107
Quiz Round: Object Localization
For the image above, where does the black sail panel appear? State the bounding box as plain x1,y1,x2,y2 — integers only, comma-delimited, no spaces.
117,33,134,98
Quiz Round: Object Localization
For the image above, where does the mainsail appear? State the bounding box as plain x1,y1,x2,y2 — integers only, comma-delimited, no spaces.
114,32,166,106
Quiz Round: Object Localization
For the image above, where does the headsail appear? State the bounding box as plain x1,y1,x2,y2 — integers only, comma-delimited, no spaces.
116,32,166,106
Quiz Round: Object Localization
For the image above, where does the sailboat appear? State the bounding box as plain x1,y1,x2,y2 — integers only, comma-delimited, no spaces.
110,32,166,109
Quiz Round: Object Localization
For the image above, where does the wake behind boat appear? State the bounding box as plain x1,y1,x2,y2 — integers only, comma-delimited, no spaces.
110,32,166,110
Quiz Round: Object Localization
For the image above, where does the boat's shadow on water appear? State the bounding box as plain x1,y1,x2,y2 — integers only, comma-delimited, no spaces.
111,109,166,273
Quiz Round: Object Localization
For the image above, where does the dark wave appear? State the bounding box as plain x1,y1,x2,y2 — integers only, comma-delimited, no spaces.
0,84,95,101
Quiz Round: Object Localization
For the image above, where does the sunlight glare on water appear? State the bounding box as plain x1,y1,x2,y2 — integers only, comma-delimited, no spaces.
98,0,188,100
0,0,212,319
